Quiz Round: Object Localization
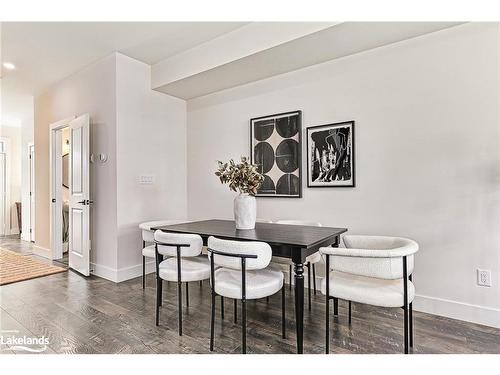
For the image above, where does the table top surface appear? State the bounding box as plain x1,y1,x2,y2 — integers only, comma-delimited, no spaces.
152,219,347,249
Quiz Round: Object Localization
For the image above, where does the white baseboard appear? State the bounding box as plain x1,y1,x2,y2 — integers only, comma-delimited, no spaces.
116,260,155,283
91,259,155,283
413,294,500,329
90,262,118,282
32,245,51,259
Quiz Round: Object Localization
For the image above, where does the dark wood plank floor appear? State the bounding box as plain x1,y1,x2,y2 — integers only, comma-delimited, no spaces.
1,237,500,354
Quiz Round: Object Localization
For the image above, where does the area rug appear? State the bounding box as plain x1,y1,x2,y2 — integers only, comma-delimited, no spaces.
0,247,67,286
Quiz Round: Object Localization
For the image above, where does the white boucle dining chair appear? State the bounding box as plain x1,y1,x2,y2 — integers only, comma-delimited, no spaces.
320,235,419,354
154,230,211,336
207,236,285,354
272,220,323,310
139,220,189,288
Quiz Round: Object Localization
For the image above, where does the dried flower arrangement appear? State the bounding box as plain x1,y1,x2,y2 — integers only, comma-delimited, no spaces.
215,156,264,196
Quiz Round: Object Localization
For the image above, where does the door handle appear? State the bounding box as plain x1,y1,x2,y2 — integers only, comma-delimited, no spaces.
77,199,94,205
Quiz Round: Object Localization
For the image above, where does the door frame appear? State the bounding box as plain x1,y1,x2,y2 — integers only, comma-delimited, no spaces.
49,116,75,260
28,143,35,242
0,137,11,237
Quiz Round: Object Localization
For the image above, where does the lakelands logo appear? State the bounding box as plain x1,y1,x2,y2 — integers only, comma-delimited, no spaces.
1,330,49,353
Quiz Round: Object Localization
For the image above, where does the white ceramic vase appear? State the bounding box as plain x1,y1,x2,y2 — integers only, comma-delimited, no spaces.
234,193,256,230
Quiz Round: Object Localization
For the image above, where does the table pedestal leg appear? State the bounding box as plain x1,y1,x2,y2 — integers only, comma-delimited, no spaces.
294,262,305,354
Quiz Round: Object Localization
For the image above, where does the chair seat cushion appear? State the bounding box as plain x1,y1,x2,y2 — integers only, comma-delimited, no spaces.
142,245,156,258
214,267,283,300
320,271,415,308
159,256,210,282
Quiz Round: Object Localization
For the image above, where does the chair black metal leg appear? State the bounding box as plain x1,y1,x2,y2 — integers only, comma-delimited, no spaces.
289,264,292,290
348,301,352,325
186,282,189,307
409,274,414,348
266,296,269,303
200,280,203,287
155,276,161,326
210,290,215,351
409,302,413,348
221,296,224,320
177,280,183,336
242,298,247,354
158,254,163,306
403,256,409,354
234,299,237,324
307,262,311,311
333,297,338,316
158,280,163,307
281,287,286,339
142,256,146,289
325,255,330,354
312,263,317,295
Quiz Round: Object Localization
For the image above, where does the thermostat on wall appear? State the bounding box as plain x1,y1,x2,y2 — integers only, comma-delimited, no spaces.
139,175,155,185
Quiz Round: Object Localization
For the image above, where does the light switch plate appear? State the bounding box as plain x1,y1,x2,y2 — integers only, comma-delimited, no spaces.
139,175,155,185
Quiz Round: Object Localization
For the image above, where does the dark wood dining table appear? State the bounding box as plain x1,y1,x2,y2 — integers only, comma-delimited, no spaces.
153,219,347,353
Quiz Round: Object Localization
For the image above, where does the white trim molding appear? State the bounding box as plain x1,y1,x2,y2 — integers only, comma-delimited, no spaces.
32,245,52,259
414,294,500,329
91,259,156,283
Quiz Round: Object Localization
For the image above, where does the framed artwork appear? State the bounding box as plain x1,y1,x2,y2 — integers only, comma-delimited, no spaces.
307,121,355,187
250,111,302,198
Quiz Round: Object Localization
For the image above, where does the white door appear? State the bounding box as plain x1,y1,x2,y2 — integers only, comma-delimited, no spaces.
0,152,5,236
29,145,35,242
68,114,91,276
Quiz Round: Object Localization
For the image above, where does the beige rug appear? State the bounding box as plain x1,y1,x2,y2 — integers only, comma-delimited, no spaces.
0,248,67,286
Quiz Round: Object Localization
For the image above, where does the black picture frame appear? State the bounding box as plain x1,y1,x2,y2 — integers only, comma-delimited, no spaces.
306,120,355,188
250,110,302,198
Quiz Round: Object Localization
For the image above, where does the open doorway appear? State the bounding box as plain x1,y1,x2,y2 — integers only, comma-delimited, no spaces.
50,115,91,275
50,123,71,266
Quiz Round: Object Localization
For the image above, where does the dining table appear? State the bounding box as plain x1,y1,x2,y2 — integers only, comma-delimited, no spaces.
153,219,347,354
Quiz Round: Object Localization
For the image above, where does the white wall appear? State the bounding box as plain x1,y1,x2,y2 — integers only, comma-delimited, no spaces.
35,54,118,270
0,125,22,234
34,53,188,282
186,23,500,327
115,53,187,277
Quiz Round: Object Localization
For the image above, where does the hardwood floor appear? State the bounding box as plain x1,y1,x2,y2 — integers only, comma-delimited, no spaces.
1,237,500,354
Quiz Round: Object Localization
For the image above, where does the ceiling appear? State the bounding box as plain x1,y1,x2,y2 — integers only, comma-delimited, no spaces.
0,22,462,124
153,22,462,99
0,22,247,96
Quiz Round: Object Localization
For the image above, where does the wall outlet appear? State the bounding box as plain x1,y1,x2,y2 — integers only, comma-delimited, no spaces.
477,269,492,287
139,175,155,185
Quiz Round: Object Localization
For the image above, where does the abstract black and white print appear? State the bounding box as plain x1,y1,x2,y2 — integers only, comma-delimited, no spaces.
250,111,302,197
307,121,355,187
